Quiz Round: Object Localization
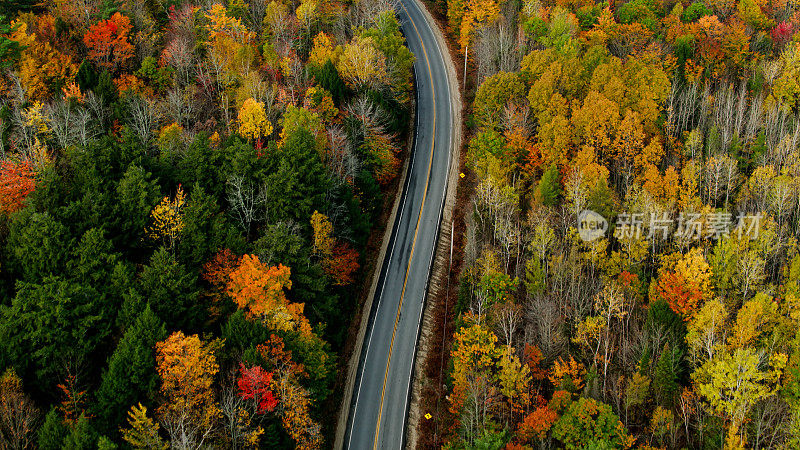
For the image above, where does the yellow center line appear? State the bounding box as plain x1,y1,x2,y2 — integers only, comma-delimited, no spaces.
371,1,437,448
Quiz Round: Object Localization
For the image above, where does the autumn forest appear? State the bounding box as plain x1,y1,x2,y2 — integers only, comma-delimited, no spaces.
2,0,800,446
0,0,415,447
425,0,800,447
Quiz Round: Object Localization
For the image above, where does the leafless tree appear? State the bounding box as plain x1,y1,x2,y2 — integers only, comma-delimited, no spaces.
525,296,565,362
0,99,9,160
160,405,217,450
325,125,361,185
84,91,107,131
493,301,522,353
737,251,766,300
127,96,162,148
459,376,498,447
771,175,798,227
667,82,702,138
347,0,396,31
0,369,39,450
226,175,268,237
264,2,296,59
164,35,197,86
703,155,738,207
46,99,80,150
749,397,790,450
247,0,269,36
164,87,195,128
218,371,266,450
474,21,522,83
494,200,519,271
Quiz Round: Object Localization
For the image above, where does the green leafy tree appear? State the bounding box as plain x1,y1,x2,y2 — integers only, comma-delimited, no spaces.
552,397,632,449
62,414,97,450
0,277,107,391
359,11,415,103
653,343,682,407
111,165,160,251
524,257,546,297
6,211,72,282
0,17,25,70
176,184,243,270
265,129,331,226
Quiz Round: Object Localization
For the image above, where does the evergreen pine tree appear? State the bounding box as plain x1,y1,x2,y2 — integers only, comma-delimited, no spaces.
653,343,681,407
537,164,563,207
38,408,67,450
95,305,167,434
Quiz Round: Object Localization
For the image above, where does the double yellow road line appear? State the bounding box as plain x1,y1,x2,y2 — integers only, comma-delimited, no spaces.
371,1,438,448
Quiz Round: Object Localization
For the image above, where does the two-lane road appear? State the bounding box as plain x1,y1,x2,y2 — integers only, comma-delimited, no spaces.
344,0,456,448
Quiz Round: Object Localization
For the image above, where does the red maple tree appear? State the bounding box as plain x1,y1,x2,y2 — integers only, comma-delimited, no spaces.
237,364,278,414
83,12,134,72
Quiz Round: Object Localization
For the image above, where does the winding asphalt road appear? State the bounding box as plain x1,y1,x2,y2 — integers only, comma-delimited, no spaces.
343,0,456,448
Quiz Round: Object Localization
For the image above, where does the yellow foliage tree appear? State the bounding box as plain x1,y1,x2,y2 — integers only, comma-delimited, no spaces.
238,97,273,141
458,0,502,52
121,403,168,450
308,32,339,69
336,36,388,90
146,185,186,252
449,322,503,416
694,348,786,448
11,21,76,101
155,332,221,448
310,210,334,258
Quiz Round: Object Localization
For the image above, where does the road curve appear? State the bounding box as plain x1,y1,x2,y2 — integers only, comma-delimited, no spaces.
343,0,456,448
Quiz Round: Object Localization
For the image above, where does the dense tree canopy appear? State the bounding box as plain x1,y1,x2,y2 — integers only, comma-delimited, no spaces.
0,0,414,446
433,0,800,448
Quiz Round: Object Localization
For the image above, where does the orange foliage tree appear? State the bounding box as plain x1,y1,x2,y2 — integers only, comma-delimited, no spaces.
654,248,713,319
324,243,360,286
155,332,221,448
0,160,35,215
83,12,135,72
227,255,312,334
56,373,90,424
656,271,703,319
517,406,558,443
